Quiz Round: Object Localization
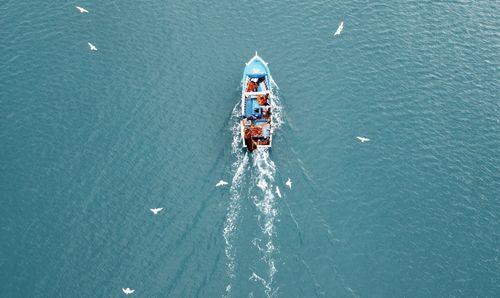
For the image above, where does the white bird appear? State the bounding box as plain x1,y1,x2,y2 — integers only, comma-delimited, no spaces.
88,42,97,51
76,6,89,13
356,136,370,143
122,288,134,295
275,186,282,198
334,21,344,36
285,178,292,189
150,208,163,215
216,180,228,187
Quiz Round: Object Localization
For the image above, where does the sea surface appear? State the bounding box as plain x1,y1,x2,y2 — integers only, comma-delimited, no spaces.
1,0,499,297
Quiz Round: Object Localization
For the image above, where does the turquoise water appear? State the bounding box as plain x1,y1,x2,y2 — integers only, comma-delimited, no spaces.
1,0,499,297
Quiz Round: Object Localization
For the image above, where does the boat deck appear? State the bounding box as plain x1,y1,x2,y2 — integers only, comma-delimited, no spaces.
240,53,273,151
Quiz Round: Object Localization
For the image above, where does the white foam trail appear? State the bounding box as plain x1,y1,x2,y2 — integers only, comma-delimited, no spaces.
230,103,242,154
248,80,282,297
250,272,273,295
270,83,284,132
270,77,279,89
250,149,279,297
223,102,248,297
223,152,247,275
224,78,283,297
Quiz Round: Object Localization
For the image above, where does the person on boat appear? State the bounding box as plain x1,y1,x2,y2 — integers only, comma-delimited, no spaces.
261,107,270,119
246,79,258,92
250,122,262,136
244,126,251,138
257,95,267,106
246,115,256,122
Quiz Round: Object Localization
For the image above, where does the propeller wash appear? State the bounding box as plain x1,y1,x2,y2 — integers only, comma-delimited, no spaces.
223,75,283,297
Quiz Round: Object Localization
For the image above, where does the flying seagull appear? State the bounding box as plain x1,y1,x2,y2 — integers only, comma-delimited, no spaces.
356,136,370,143
88,42,97,51
216,180,228,187
334,21,344,36
275,186,282,198
76,6,89,13
285,178,292,189
122,288,134,295
150,208,163,215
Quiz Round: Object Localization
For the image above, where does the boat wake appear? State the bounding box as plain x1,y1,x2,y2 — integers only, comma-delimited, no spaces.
223,81,282,297
250,149,279,297
223,104,249,290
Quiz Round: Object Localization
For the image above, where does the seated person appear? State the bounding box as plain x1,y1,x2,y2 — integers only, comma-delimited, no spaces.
263,107,272,119
257,95,268,105
251,126,263,136
246,79,258,92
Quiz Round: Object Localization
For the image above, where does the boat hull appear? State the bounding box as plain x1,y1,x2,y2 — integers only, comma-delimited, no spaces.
240,53,273,152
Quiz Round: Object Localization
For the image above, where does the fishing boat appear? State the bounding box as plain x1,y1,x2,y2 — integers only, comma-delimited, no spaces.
240,52,273,152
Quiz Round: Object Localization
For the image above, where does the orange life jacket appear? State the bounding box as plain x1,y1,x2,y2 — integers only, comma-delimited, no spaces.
251,126,262,136
246,81,257,92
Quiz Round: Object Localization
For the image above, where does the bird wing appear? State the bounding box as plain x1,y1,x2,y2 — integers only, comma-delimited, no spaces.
334,22,343,35
275,186,282,198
